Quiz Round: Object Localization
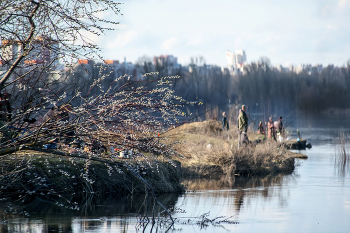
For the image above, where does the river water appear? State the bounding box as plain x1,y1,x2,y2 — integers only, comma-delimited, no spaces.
1,114,350,233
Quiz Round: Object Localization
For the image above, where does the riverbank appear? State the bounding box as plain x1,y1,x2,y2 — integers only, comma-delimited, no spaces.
0,120,306,201
165,120,307,178
0,150,184,204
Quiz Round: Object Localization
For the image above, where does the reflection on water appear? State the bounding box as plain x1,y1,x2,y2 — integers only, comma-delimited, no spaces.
1,114,350,232
183,175,286,191
178,174,295,221
1,176,295,232
182,175,291,213
0,193,179,233
334,130,350,178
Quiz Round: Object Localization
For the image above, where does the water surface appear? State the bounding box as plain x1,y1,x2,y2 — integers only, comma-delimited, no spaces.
1,114,350,232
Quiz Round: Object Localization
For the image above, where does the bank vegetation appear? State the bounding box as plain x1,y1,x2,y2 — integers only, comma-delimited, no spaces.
165,120,303,178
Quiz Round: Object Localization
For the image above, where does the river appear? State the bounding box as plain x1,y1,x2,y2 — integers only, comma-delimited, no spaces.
1,114,350,233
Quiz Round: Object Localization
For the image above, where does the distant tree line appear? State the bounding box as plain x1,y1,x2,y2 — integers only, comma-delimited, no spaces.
234,58,350,114
135,55,233,120
62,56,350,121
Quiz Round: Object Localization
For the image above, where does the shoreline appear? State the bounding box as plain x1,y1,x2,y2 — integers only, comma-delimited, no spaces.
0,120,308,202
168,120,307,179
0,150,184,204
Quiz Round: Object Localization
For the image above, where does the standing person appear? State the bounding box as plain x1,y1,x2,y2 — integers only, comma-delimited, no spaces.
222,112,229,131
238,105,248,148
257,121,265,135
275,116,284,137
267,117,276,140
0,92,12,140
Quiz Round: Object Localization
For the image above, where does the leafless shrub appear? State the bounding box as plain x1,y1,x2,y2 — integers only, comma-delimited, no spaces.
1,60,193,227
0,0,122,89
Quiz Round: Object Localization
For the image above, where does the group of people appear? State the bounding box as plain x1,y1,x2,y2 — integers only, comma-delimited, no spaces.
258,116,284,140
221,104,285,148
221,105,249,148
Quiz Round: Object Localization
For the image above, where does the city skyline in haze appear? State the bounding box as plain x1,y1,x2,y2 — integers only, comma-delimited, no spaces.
91,0,350,67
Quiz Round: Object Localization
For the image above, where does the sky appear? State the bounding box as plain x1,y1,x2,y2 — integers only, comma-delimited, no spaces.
94,0,350,67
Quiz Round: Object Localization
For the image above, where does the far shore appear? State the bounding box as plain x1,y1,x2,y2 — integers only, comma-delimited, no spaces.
321,108,350,115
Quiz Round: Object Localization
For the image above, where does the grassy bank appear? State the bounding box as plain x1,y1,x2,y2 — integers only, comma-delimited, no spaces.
165,120,305,178
0,150,184,204
0,120,306,202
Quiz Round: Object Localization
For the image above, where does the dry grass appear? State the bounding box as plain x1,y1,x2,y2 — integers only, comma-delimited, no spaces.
164,120,298,178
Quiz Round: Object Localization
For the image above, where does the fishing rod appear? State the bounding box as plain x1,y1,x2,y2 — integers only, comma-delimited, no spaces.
284,112,304,128
284,111,294,121
284,117,298,128
248,115,256,125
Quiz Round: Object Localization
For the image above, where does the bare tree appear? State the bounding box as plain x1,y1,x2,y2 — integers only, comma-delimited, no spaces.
136,55,154,74
0,0,121,90
0,3,193,220
189,55,206,101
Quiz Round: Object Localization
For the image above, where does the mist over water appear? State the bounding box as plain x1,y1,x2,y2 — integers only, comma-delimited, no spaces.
1,114,350,233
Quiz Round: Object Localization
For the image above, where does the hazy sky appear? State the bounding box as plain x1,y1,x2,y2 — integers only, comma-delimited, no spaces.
96,0,350,67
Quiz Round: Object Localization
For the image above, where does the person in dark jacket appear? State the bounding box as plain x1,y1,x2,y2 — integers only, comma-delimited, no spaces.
238,105,249,148
222,112,229,131
275,116,284,136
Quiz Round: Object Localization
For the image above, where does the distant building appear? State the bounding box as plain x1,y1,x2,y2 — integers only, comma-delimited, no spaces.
275,64,290,73
153,55,179,68
279,63,325,74
235,50,247,65
153,54,180,76
104,60,119,65
296,64,308,74
1,36,59,67
78,59,94,65
226,50,235,71
226,50,247,75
